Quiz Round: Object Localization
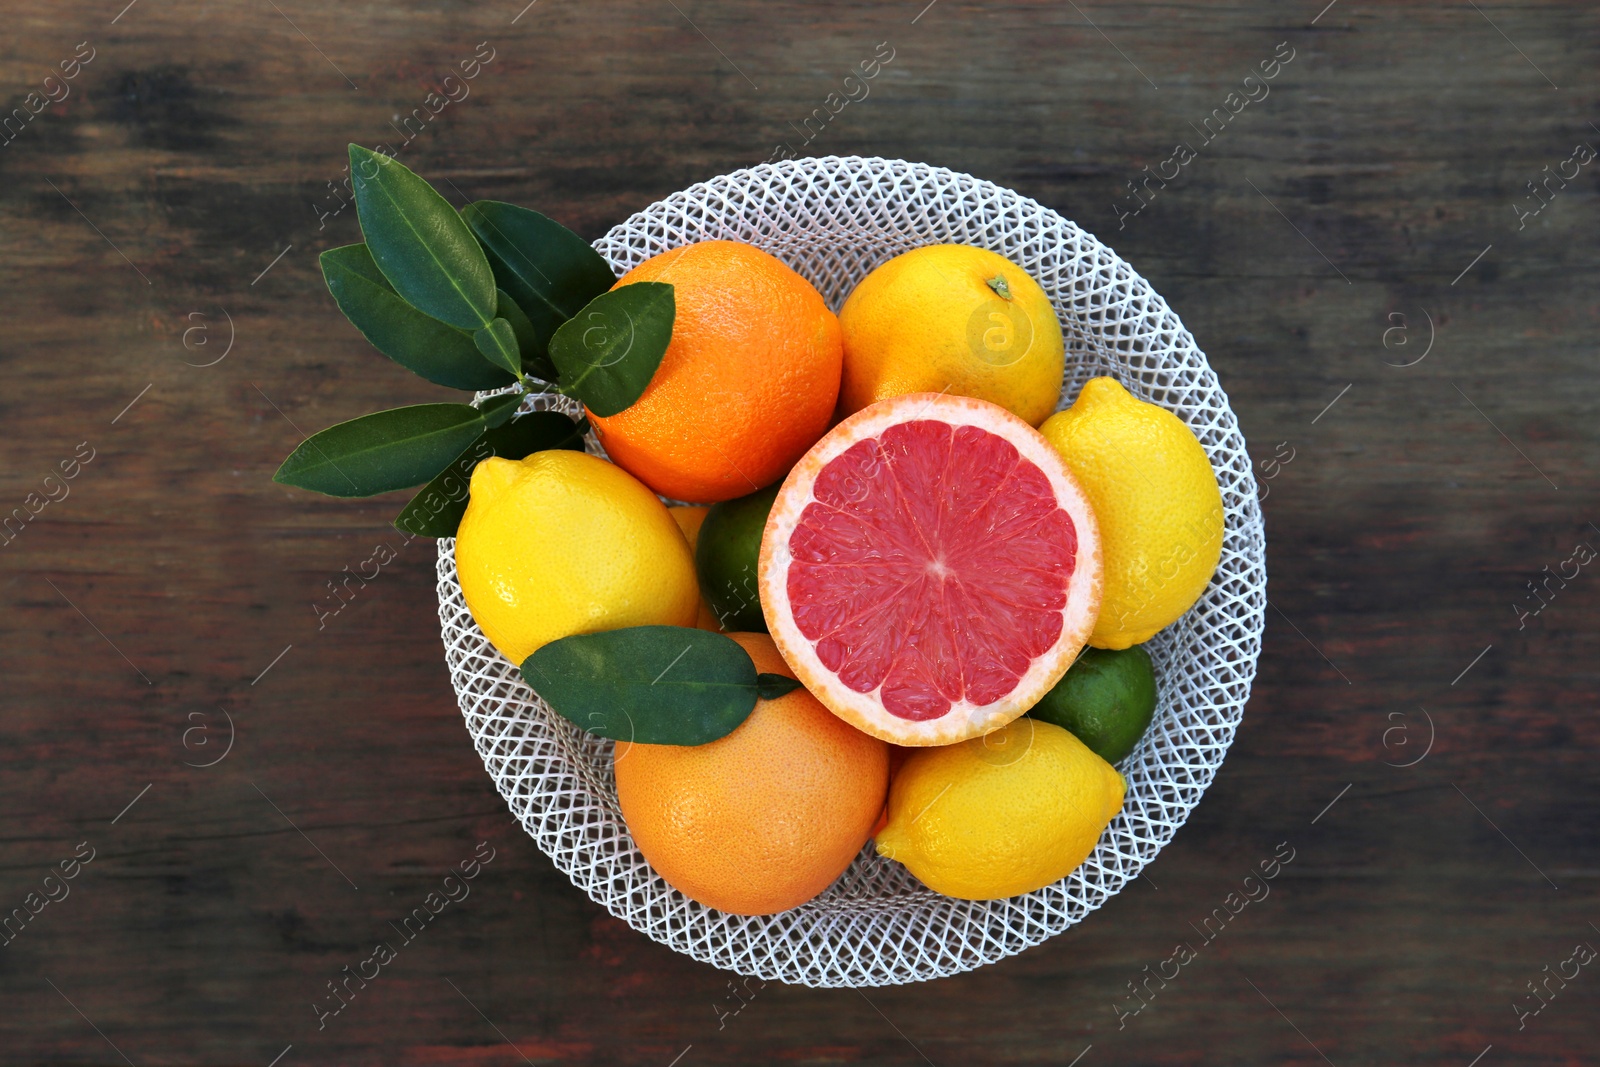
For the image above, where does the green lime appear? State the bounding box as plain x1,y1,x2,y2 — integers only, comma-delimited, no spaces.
695,482,781,632
1027,645,1157,764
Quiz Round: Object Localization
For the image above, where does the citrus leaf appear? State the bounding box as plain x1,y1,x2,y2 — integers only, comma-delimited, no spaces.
320,244,515,391
462,200,617,352
522,626,761,746
755,674,803,700
273,403,485,498
496,288,557,381
393,410,585,537
349,145,496,330
474,317,521,378
476,390,524,429
548,282,675,417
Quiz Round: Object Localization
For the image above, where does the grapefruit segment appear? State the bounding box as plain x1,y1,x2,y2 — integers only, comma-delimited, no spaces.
760,393,1103,746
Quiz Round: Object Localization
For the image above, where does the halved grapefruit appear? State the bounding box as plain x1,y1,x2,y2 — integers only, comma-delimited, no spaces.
760,393,1103,746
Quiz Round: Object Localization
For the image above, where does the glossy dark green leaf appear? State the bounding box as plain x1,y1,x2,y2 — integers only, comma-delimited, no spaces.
522,626,763,746
393,410,586,537
274,403,484,498
348,145,496,330
474,318,521,378
496,288,557,381
477,390,523,429
320,244,515,391
548,282,675,417
462,200,617,352
755,674,803,700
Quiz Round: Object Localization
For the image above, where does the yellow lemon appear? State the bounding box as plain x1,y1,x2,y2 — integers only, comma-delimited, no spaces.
874,719,1125,900
1040,377,1224,649
837,244,1065,426
456,451,699,665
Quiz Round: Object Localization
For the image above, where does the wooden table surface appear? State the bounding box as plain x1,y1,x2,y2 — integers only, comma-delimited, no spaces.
3,1,1596,1063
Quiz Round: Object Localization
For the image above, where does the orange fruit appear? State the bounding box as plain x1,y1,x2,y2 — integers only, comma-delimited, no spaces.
760,393,1103,746
668,505,722,632
837,244,1065,426
613,632,888,915
869,745,915,839
588,241,843,504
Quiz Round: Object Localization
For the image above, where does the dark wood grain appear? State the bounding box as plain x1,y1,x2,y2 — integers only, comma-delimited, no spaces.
2,1,1597,1063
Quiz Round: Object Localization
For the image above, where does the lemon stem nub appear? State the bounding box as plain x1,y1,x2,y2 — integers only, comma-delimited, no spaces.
985,275,1013,300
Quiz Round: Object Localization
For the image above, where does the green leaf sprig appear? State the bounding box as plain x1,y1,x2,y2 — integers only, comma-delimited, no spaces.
274,145,675,537
522,626,803,746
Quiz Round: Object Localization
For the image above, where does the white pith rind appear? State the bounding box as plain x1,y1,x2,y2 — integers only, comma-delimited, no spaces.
759,393,1102,747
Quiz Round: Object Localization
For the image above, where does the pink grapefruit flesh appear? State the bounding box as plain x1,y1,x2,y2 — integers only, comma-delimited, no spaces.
760,393,1102,746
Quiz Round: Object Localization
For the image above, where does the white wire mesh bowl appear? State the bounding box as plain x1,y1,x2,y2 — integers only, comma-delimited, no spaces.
436,156,1266,987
